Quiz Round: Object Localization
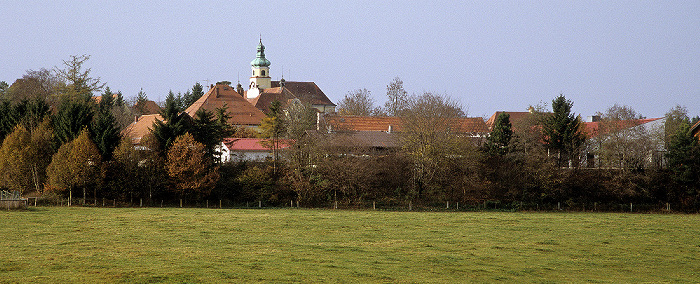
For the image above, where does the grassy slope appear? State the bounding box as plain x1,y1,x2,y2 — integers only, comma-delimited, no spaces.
1,208,699,283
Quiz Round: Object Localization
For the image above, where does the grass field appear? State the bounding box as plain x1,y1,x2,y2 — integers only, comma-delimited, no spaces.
1,207,699,283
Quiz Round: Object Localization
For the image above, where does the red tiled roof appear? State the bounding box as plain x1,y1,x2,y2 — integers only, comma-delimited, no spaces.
691,120,700,140
186,84,266,126
485,111,534,131
583,118,662,138
121,114,164,144
134,100,162,115
326,115,403,132
247,87,297,114
222,138,292,151
325,115,489,134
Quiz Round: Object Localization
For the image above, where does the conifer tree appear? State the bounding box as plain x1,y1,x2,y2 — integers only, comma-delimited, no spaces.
181,82,204,109
191,108,227,162
484,113,513,156
666,122,700,189
91,95,121,160
542,94,585,167
53,96,95,146
151,91,191,155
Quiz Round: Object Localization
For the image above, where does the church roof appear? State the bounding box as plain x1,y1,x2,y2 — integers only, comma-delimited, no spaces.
270,81,335,106
185,84,266,126
247,87,297,114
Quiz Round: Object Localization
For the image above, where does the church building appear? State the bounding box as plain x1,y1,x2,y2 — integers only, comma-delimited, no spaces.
244,39,336,114
122,39,336,145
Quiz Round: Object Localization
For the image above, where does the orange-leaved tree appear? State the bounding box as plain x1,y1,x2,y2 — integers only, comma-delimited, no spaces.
46,128,102,205
166,133,218,199
0,125,33,194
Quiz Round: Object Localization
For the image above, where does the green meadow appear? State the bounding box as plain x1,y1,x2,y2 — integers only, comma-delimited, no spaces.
1,207,699,283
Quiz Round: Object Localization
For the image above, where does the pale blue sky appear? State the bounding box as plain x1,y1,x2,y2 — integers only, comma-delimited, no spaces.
2,1,698,118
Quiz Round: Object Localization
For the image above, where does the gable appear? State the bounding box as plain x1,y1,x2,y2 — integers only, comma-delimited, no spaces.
248,87,296,114
121,114,164,144
185,84,266,126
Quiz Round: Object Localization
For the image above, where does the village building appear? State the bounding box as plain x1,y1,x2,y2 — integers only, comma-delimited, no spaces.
485,109,540,132
244,40,336,114
219,138,292,163
691,120,700,140
581,117,666,169
122,39,336,145
317,115,489,154
121,114,163,145
184,82,266,127
133,99,162,115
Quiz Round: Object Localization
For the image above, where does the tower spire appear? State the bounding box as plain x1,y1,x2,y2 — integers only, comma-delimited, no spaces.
248,38,271,99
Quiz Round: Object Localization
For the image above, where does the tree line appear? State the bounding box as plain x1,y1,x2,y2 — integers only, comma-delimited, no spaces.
1,62,699,211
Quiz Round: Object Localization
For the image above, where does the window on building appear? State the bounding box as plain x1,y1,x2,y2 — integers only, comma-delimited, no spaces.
261,70,266,76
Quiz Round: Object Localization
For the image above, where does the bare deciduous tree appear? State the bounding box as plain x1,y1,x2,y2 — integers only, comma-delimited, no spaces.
337,88,378,116
593,104,660,169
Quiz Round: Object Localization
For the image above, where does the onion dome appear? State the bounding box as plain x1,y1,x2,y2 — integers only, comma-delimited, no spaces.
250,39,271,67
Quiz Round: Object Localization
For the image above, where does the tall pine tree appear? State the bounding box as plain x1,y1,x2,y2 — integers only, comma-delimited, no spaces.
91,89,121,160
53,96,95,146
151,91,191,155
542,94,585,167
484,113,513,156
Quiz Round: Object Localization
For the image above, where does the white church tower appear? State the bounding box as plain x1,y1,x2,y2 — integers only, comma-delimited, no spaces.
247,39,271,99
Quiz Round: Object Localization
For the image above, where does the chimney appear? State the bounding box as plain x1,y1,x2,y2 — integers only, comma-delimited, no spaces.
134,115,139,123
388,125,392,133
236,82,244,97
215,86,220,98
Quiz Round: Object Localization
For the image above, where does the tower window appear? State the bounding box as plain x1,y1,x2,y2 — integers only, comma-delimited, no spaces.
261,70,266,76
252,70,255,76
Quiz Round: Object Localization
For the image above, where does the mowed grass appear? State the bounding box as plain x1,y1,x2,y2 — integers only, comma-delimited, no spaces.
1,208,699,283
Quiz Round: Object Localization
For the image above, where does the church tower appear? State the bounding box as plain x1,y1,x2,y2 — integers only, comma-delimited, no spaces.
248,39,271,99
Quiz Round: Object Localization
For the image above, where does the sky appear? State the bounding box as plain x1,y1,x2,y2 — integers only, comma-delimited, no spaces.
2,0,699,119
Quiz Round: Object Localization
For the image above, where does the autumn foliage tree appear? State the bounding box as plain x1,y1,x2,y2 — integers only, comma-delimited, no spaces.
0,126,33,194
46,128,102,205
166,133,219,199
